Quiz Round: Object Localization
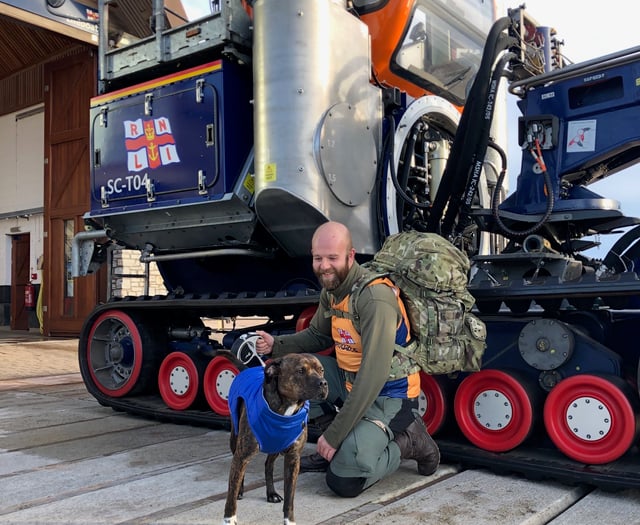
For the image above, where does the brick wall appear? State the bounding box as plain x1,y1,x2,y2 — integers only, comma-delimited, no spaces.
110,249,167,298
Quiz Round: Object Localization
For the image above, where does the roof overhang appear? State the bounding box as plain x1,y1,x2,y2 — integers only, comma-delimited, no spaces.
0,0,98,45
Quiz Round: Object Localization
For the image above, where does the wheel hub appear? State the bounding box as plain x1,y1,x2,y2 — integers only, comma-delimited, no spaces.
216,369,236,400
108,342,124,363
565,396,612,441
169,366,190,395
518,319,574,371
108,338,133,380
417,390,428,419
474,389,513,430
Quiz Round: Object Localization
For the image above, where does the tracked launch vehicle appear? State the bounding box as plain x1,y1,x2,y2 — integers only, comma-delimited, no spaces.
74,0,640,489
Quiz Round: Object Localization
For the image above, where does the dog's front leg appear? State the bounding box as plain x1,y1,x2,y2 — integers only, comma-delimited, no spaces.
281,448,301,525
265,453,282,503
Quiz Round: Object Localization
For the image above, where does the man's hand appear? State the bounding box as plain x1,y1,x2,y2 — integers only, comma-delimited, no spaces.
316,434,337,462
255,330,274,356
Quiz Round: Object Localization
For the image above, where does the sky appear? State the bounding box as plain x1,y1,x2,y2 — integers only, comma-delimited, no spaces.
182,0,639,256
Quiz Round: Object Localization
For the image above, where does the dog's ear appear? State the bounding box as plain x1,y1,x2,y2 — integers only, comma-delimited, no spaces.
264,358,282,384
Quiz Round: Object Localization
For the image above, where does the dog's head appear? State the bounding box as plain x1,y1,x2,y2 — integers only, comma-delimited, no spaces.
264,353,328,403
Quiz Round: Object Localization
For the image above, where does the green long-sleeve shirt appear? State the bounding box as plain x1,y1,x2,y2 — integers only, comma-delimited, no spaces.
271,261,403,449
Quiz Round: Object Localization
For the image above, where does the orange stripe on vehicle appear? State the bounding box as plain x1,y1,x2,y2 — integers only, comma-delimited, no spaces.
91,60,223,106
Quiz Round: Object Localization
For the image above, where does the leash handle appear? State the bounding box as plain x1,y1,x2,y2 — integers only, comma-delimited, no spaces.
232,332,266,367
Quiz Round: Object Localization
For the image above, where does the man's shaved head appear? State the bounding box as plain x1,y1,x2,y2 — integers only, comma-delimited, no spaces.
312,221,353,252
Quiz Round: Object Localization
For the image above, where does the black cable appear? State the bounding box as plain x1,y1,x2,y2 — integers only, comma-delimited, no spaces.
491,142,555,238
443,49,516,237
386,115,431,210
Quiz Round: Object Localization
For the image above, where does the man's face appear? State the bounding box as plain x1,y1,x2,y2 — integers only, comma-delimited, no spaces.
312,240,354,291
313,253,351,290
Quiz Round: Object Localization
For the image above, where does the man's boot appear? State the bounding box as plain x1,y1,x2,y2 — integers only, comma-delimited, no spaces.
393,417,440,475
299,452,330,473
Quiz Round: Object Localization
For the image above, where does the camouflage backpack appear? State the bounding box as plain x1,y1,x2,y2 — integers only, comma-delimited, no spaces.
352,231,487,377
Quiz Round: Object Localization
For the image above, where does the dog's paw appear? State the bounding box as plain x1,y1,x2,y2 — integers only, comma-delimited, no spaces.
267,491,283,503
283,519,296,525
222,516,238,525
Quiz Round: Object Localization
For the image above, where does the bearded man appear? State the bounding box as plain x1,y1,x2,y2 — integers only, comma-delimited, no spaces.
256,221,440,497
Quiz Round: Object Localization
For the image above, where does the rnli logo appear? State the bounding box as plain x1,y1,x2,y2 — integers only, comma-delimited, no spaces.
124,117,180,172
337,328,355,345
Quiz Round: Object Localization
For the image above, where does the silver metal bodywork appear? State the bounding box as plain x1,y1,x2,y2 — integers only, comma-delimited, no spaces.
252,0,382,256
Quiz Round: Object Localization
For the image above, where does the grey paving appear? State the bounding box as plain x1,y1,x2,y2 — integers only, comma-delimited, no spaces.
0,332,639,524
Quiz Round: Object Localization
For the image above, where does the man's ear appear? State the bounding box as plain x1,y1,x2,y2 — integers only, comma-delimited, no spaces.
264,358,282,383
348,247,356,265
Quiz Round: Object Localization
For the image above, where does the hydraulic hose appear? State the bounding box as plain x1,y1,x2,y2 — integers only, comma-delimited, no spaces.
442,50,516,237
386,114,431,210
602,224,640,273
491,139,555,238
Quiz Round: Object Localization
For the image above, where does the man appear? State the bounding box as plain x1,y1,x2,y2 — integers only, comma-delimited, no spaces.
255,221,439,498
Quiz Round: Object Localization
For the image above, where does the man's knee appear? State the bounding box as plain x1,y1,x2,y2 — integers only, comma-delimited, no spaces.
326,469,366,498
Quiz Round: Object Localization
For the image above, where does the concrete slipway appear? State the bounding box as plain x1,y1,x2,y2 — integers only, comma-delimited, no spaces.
0,333,639,525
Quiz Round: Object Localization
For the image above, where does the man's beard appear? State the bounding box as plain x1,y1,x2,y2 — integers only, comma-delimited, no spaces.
315,262,350,291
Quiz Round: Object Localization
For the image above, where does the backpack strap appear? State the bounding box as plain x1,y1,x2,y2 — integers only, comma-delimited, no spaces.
324,271,420,379
323,272,388,332
392,338,419,357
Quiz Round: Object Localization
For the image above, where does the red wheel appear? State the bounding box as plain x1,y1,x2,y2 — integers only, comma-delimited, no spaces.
203,356,240,416
544,374,639,464
158,352,200,410
295,305,334,356
417,372,451,435
296,306,318,332
454,369,538,452
83,310,149,397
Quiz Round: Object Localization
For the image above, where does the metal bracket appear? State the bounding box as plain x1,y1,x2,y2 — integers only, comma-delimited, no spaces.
100,106,108,127
146,178,156,202
198,170,207,195
100,186,109,208
196,79,205,103
144,93,153,116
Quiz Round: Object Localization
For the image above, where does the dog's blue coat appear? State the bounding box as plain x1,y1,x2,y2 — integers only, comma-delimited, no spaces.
228,366,309,454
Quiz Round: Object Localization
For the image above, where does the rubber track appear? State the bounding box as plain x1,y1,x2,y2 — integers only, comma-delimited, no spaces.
80,290,640,491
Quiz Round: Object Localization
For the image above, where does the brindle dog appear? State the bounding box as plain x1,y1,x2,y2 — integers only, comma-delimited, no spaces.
223,353,328,525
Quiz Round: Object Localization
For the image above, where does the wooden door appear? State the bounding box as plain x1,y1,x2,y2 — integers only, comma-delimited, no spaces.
43,50,105,336
10,234,30,330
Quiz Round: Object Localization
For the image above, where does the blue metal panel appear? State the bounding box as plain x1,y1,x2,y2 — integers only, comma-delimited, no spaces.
504,56,640,216
89,60,253,216
520,59,640,179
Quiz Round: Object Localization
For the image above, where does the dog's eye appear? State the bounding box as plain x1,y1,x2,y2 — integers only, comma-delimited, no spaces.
297,367,306,375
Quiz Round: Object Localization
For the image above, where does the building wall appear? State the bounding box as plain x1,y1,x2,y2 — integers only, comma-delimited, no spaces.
0,105,45,326
110,249,167,298
0,105,45,289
